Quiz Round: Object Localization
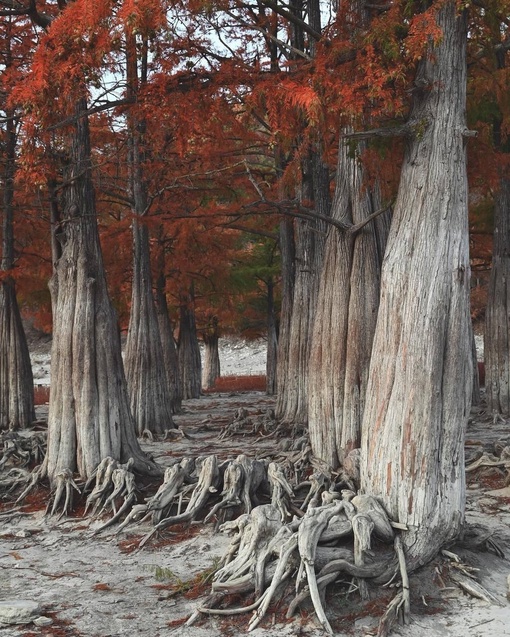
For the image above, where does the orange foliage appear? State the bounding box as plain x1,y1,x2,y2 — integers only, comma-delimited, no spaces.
4,0,510,336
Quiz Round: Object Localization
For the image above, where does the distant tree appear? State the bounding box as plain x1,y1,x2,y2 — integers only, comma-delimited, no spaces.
201,315,220,391
0,15,34,430
178,286,202,399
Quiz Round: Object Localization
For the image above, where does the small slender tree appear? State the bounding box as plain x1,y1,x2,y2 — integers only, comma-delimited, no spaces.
123,27,175,435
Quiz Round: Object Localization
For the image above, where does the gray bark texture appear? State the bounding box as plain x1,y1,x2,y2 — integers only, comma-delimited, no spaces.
275,217,295,408
360,3,472,567
276,152,331,423
155,271,182,413
0,282,35,430
266,277,278,395
485,177,510,415
125,220,175,435
45,98,160,484
178,290,202,399
308,136,389,469
202,317,220,391
0,104,34,430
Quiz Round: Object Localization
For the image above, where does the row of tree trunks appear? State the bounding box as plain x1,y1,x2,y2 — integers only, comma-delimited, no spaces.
308,133,389,469
361,3,472,567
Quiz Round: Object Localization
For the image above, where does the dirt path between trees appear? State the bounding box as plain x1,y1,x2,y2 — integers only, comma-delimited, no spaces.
1,391,510,637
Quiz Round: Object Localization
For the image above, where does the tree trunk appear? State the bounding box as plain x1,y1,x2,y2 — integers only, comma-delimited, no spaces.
275,217,295,408
124,30,175,435
125,220,175,435
361,3,471,567
155,270,182,413
485,177,510,414
274,0,330,422
308,137,389,468
202,317,220,391
0,282,35,430
0,100,34,430
276,152,331,423
178,288,202,399
266,277,278,395
45,98,160,483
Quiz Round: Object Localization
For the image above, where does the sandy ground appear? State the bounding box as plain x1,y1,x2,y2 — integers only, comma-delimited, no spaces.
1,339,510,637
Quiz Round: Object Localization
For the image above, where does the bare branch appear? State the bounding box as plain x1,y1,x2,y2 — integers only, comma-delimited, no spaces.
257,0,322,41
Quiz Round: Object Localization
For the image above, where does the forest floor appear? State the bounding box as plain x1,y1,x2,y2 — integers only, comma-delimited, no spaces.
1,339,510,637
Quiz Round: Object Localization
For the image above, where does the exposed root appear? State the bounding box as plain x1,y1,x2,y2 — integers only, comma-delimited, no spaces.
268,462,294,521
204,459,244,523
92,464,137,534
0,431,47,471
47,469,81,518
84,457,118,517
248,533,298,631
352,514,374,600
139,455,220,547
189,490,401,634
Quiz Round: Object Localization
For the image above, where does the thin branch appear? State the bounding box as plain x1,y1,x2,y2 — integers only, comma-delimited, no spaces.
342,124,410,140
47,98,135,131
143,161,248,216
350,202,393,236
225,10,312,60
223,222,278,240
257,0,322,41
243,163,392,234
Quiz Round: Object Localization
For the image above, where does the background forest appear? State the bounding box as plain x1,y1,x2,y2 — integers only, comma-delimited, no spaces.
1,0,510,632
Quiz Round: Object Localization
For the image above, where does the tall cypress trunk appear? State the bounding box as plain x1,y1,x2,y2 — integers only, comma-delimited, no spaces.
178,288,202,399
274,1,328,423
124,31,175,435
45,98,160,483
276,151,331,423
0,94,34,430
361,4,471,567
485,177,510,414
308,136,389,468
484,40,510,415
